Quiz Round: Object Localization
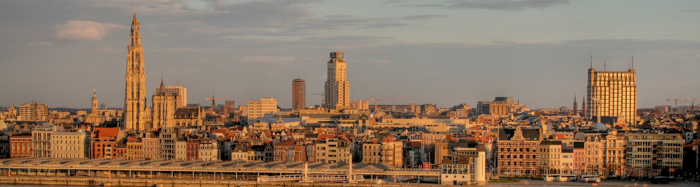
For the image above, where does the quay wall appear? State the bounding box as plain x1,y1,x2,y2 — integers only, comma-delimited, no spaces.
0,176,439,187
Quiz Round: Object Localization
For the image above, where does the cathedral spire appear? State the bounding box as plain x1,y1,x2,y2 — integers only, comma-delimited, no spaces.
573,94,578,115
159,73,165,94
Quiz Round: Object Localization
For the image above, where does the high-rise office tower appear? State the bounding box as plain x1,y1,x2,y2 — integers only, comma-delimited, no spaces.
124,12,149,130
156,85,187,108
324,52,350,109
247,98,278,119
292,78,306,111
586,56,637,124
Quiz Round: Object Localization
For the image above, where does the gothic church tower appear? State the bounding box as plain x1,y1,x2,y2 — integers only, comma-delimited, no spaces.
124,12,148,130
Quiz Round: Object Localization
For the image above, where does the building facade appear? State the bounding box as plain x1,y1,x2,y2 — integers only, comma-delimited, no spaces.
292,78,306,111
586,57,637,124
314,138,351,163
538,141,562,175
584,135,605,175
142,132,159,159
324,52,350,109
605,131,627,176
496,127,541,177
124,13,150,131
199,138,218,161
626,133,683,177
32,124,59,158
155,85,187,107
10,135,31,158
247,98,278,120
381,141,403,167
50,130,90,158
362,142,381,164
90,127,119,159
19,102,48,121
126,137,143,160
440,144,487,185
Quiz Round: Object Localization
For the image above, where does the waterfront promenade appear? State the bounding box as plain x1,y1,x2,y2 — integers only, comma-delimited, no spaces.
0,158,437,181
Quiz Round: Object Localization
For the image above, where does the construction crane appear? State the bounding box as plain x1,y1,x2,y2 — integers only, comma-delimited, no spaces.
667,98,700,112
205,94,229,110
311,93,325,107
366,95,410,112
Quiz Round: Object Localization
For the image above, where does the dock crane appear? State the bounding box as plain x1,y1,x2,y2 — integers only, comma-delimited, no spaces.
205,94,229,111
666,98,700,112
366,95,410,112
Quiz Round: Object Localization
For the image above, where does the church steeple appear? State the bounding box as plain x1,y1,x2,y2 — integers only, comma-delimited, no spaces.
124,12,148,130
158,74,166,95
573,94,578,115
92,88,98,112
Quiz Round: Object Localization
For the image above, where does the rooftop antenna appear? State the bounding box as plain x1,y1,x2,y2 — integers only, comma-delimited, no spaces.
604,60,607,71
590,53,593,69
631,54,634,69
176,77,179,85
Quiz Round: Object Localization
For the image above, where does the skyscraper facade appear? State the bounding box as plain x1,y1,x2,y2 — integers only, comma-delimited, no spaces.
586,57,637,124
124,13,149,130
156,85,187,107
324,52,350,109
292,78,306,111
247,98,278,120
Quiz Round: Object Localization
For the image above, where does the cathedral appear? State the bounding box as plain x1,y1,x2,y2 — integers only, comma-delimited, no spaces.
152,77,178,128
122,13,200,131
123,12,151,130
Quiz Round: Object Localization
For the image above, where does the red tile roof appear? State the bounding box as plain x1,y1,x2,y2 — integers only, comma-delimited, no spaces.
93,127,119,138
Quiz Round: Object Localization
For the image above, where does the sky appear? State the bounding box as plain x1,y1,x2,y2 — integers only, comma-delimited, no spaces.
0,0,699,110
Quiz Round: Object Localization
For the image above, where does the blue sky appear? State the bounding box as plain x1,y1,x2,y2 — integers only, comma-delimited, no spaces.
0,0,699,109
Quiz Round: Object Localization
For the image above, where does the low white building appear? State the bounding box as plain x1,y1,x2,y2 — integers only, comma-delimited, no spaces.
51,130,90,158
440,144,487,185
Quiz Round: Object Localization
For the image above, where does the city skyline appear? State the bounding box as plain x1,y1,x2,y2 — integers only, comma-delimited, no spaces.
1,0,699,109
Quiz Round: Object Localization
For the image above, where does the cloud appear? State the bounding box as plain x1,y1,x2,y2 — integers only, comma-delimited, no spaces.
401,14,448,20
681,9,700,13
421,0,570,11
55,20,127,41
239,55,296,64
26,41,53,46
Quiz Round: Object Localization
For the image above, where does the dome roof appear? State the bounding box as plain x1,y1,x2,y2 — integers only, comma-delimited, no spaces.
592,122,607,131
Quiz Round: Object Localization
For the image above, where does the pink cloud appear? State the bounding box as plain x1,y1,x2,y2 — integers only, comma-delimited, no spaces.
55,20,127,41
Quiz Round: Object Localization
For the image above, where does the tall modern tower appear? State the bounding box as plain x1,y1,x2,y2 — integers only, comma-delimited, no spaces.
292,78,306,111
324,52,350,109
586,56,637,125
124,12,148,130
